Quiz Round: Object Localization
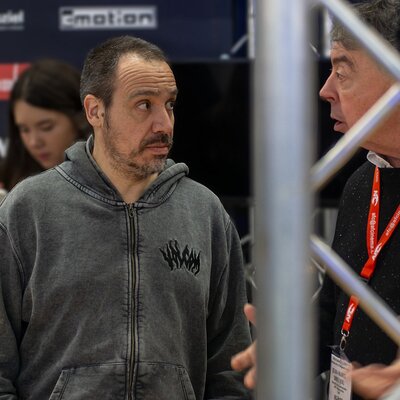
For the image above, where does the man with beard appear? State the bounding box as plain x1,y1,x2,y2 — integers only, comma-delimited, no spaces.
0,36,252,399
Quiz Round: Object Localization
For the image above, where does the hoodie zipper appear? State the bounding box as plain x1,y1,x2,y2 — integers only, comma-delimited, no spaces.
127,203,138,400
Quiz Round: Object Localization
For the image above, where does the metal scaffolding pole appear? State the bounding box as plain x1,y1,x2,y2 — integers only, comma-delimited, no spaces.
253,0,314,398
311,235,400,347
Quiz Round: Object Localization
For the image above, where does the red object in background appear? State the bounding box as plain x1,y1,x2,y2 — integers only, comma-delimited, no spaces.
0,63,30,101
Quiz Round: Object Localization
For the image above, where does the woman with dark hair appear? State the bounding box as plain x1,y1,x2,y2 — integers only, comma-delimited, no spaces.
0,58,90,191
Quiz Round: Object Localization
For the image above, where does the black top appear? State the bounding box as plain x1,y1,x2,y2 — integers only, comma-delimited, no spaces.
318,161,400,398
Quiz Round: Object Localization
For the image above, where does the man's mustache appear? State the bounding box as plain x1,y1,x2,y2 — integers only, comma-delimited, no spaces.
142,134,173,149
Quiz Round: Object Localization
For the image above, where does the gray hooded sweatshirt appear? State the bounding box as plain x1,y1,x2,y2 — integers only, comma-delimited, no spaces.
0,138,252,400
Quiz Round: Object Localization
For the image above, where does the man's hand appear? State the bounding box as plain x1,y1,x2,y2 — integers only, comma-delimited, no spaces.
231,304,257,389
348,359,400,399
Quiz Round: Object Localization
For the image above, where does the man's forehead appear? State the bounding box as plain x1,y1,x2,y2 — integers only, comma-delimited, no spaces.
117,54,171,74
330,42,360,68
117,56,175,82
113,57,177,99
331,42,385,74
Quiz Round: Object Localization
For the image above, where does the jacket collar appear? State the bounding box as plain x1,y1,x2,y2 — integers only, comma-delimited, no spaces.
58,135,189,205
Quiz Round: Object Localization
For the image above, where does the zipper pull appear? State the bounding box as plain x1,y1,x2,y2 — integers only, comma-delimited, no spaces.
128,204,135,218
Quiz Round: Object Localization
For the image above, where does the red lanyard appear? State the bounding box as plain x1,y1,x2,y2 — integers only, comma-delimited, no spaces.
340,167,400,349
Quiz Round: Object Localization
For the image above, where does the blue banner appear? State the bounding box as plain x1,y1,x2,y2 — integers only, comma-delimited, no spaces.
0,0,237,148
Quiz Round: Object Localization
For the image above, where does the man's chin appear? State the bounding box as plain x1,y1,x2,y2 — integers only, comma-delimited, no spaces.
141,158,167,175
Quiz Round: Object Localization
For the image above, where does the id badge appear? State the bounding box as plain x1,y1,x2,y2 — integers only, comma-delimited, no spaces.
328,348,352,400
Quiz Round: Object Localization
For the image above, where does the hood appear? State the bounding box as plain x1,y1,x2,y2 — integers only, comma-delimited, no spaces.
57,136,189,206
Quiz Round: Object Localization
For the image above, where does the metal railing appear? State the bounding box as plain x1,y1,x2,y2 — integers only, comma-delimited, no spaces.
254,0,400,398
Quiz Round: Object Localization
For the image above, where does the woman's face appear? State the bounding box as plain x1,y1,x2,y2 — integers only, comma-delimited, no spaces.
14,100,79,169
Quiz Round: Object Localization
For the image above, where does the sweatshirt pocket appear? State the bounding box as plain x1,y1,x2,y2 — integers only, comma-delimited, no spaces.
48,362,126,400
135,361,196,400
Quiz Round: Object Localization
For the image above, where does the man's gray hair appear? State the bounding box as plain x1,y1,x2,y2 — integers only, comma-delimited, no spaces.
331,0,400,51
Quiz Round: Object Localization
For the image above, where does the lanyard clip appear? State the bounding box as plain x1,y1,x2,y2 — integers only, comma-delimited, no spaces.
340,329,349,351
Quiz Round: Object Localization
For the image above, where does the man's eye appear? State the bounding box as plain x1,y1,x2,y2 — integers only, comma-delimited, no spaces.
166,101,175,111
334,67,347,81
138,102,150,110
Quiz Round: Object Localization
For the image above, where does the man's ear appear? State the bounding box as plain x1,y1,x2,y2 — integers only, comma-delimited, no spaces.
83,95,105,128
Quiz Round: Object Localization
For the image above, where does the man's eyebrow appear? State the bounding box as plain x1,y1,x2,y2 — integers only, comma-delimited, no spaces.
129,88,178,98
331,55,355,70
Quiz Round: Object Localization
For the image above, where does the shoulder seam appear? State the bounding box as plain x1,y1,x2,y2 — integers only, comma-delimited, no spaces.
0,222,26,286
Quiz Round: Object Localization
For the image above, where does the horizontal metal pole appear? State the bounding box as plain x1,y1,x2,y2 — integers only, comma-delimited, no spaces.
319,0,400,81
311,83,400,191
311,234,400,347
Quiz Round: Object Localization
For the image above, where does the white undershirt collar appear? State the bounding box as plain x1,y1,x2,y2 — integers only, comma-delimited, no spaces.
367,151,393,168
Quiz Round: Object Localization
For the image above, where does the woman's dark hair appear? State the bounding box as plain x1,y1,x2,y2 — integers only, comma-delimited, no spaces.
0,59,91,190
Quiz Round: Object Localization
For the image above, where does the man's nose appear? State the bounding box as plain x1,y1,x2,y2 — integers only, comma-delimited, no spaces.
319,72,336,103
152,107,174,134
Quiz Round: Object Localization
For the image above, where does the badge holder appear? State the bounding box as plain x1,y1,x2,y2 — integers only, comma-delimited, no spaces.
328,337,352,400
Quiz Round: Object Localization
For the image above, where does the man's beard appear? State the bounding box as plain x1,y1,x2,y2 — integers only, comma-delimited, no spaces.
103,118,173,181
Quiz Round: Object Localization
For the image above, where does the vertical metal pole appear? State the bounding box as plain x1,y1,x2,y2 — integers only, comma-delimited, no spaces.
247,0,256,59
253,0,314,399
